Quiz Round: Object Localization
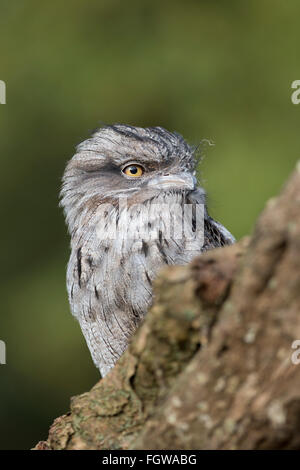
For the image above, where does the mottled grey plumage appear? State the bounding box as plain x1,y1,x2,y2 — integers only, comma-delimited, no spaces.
60,124,235,376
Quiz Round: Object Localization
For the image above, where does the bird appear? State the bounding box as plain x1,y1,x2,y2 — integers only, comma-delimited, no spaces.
60,124,235,377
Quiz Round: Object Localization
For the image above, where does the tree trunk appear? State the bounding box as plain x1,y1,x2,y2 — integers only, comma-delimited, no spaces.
34,164,300,450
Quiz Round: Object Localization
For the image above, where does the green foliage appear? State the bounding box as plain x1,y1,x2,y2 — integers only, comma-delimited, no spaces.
0,0,299,449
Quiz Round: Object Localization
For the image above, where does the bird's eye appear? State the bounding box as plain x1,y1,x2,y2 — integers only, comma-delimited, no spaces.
122,164,144,178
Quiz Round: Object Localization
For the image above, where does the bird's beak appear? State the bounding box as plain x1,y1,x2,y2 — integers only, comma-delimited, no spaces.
145,173,196,191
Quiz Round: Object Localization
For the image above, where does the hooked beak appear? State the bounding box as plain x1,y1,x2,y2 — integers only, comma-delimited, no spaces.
145,173,197,191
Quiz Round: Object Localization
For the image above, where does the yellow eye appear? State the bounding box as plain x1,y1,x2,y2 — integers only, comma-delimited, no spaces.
122,164,144,178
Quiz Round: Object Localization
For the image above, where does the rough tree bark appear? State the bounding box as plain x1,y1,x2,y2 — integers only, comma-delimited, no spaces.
35,164,300,450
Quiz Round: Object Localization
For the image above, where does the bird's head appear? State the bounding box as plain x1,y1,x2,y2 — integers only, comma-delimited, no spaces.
60,124,203,232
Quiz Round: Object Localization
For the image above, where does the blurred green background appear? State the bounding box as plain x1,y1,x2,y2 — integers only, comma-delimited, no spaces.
0,0,300,449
